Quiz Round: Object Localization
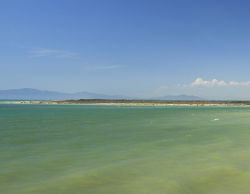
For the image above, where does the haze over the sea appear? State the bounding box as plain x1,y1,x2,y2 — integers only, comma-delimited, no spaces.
1,0,250,99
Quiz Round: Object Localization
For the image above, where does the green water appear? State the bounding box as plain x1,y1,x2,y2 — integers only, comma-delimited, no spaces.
1,104,250,194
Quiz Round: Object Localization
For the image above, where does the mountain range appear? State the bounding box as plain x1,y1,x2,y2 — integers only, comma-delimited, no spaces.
0,88,203,101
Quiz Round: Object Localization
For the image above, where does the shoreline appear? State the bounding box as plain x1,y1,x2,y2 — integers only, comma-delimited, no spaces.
2,99,250,107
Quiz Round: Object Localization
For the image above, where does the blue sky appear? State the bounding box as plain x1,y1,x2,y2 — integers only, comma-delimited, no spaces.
1,0,250,98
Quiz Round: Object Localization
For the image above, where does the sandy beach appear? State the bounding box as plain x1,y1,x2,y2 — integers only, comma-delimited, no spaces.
6,99,250,107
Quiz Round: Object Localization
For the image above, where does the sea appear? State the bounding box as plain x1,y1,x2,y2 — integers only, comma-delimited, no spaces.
1,104,250,194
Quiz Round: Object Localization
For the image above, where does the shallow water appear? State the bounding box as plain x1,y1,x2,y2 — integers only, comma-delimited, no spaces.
1,104,250,194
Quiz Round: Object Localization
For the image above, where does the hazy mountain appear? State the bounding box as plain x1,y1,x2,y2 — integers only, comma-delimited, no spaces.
151,95,204,101
0,88,203,101
0,88,126,100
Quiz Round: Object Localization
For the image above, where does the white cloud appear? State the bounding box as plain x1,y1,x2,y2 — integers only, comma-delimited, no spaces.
192,78,250,87
29,48,80,59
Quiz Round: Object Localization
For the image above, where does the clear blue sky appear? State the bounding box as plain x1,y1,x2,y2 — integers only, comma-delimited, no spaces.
1,0,250,98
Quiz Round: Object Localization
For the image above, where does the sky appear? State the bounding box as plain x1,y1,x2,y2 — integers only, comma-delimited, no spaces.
1,0,250,99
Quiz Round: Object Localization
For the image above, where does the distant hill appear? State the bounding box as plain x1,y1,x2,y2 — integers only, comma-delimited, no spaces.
0,88,125,100
151,95,203,101
0,88,203,101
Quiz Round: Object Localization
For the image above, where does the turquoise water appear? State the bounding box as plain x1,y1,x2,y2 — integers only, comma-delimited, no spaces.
1,104,250,194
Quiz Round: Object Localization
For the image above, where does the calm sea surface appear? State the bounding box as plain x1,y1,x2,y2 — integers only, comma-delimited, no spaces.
1,104,250,194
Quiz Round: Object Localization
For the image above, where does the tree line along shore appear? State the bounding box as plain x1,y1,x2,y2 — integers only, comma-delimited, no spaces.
54,99,250,106
9,99,250,106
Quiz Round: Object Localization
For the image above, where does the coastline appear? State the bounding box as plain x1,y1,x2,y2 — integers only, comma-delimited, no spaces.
2,99,250,107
